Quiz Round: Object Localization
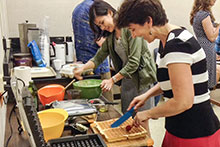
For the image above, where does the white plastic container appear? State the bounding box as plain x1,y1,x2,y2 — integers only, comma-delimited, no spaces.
59,63,93,78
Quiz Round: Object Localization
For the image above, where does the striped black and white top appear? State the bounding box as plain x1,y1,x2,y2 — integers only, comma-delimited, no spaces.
157,28,220,138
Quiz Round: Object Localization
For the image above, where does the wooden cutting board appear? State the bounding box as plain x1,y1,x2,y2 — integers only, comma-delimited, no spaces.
90,123,152,147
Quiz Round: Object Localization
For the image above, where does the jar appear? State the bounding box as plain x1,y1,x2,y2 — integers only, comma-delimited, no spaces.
13,53,32,67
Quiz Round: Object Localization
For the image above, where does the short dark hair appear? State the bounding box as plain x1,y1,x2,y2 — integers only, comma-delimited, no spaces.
116,0,168,29
89,0,116,41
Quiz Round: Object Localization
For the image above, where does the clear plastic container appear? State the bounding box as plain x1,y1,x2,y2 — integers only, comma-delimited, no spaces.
59,63,93,78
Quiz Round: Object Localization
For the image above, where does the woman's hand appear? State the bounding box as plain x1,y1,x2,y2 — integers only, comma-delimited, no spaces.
100,79,114,92
133,110,150,127
96,37,106,47
74,67,84,80
127,94,147,111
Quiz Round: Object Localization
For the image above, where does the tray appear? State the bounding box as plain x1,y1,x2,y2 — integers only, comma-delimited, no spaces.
31,67,56,78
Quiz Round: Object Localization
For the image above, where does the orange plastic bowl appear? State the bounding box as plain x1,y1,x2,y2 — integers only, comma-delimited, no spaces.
38,84,65,105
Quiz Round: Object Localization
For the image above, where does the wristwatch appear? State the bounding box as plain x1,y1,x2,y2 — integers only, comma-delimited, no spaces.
112,76,117,83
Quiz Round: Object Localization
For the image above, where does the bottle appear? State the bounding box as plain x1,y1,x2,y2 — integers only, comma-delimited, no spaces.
40,33,50,66
39,16,50,66
215,28,220,55
28,80,39,110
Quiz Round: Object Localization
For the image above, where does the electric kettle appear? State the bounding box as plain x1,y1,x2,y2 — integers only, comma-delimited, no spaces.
65,36,75,63
50,37,66,66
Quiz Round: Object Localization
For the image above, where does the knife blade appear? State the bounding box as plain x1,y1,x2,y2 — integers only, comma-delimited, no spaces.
111,106,134,128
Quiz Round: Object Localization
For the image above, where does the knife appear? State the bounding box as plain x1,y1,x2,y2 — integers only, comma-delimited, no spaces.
111,106,134,128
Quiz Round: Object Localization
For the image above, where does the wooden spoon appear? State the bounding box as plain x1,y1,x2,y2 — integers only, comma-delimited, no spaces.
62,79,75,92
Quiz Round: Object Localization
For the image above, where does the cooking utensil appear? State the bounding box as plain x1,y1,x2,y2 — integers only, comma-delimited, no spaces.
38,84,65,106
66,89,81,99
38,108,68,142
63,79,76,91
38,79,75,105
73,79,102,99
111,107,134,128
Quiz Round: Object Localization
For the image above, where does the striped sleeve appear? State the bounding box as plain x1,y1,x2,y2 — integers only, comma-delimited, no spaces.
162,30,204,66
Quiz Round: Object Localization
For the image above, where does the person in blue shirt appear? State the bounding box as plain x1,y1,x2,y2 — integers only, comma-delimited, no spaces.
72,0,113,101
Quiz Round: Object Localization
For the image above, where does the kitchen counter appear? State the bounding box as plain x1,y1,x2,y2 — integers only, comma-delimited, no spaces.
33,71,101,89
4,103,121,147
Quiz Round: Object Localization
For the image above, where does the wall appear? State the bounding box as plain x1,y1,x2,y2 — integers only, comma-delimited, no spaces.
0,0,9,146
6,0,123,37
149,0,220,51
6,0,220,51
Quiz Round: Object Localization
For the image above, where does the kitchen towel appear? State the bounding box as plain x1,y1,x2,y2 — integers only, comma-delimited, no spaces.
14,66,32,90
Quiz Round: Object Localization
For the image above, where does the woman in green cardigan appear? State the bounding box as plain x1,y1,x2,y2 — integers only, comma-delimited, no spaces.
74,0,157,129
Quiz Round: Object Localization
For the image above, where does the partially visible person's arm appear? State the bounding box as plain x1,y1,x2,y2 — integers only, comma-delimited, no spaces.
127,83,163,111
147,63,194,118
133,63,194,126
202,16,220,42
74,61,95,80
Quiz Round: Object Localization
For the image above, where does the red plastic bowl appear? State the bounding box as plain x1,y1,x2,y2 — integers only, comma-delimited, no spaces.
38,84,65,106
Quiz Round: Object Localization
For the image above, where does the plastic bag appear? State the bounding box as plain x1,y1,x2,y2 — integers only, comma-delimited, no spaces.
28,40,46,67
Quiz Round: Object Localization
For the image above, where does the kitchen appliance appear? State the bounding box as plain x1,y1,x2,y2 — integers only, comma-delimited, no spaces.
10,77,106,147
111,107,134,128
18,21,37,53
48,134,106,147
27,28,41,47
52,99,97,116
50,37,66,66
65,36,75,63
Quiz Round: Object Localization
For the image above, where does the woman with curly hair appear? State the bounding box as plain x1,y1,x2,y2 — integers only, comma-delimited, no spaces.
190,0,220,89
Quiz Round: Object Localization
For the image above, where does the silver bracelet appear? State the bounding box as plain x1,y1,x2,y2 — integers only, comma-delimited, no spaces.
112,76,117,83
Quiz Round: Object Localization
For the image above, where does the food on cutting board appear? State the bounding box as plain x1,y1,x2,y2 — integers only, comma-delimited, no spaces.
94,117,148,143
126,125,132,132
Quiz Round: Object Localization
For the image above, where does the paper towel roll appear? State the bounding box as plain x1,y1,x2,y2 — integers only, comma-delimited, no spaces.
14,66,32,89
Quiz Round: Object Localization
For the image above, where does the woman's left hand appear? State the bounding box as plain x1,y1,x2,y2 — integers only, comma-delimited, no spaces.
133,110,150,127
100,79,114,92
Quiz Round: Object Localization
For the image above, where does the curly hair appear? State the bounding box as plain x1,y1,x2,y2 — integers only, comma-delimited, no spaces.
190,0,215,25
116,0,168,29
89,0,117,41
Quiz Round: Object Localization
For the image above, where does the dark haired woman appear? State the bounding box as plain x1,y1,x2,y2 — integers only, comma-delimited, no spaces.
74,0,157,133
117,0,220,146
